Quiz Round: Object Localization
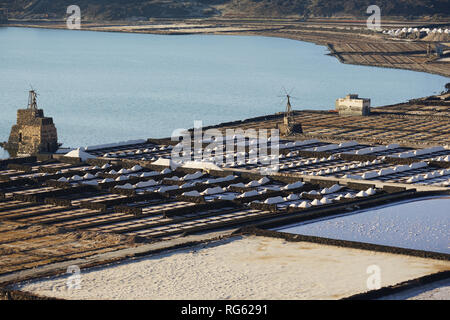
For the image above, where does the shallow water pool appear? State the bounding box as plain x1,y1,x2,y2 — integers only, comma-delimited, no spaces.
276,197,450,254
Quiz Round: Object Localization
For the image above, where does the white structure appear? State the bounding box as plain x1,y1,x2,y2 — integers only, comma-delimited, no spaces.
335,94,371,116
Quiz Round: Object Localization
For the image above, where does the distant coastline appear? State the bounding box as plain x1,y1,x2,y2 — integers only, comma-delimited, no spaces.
4,18,450,78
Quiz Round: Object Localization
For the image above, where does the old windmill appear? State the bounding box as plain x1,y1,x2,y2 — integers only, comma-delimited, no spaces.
278,89,303,136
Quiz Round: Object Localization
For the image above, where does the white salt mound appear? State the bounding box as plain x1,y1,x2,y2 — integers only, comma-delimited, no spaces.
64,148,96,161
238,190,259,198
182,190,202,197
264,196,285,204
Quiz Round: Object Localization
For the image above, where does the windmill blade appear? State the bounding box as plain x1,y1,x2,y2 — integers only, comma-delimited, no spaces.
287,87,295,96
29,84,39,95
276,96,286,109
277,94,289,106
278,86,291,96
276,87,298,110
276,89,285,98
278,87,297,98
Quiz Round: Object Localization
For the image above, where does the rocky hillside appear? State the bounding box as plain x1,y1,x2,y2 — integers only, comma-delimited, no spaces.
3,0,450,20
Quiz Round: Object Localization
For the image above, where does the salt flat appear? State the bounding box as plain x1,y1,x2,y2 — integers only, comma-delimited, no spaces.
13,236,449,300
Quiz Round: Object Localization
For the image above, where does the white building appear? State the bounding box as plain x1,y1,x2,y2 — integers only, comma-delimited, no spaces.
335,94,371,116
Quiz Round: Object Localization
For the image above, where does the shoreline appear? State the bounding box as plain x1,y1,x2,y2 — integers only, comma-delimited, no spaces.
4,19,450,78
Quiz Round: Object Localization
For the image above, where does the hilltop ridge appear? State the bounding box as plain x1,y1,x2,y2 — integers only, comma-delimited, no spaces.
3,0,450,21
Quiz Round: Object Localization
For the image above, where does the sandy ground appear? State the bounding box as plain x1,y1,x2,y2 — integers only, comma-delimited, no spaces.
13,235,449,300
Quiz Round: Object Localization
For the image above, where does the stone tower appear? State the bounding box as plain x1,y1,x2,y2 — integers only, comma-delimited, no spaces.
5,90,58,156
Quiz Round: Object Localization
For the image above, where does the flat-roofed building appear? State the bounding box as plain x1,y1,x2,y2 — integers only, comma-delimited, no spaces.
335,94,371,116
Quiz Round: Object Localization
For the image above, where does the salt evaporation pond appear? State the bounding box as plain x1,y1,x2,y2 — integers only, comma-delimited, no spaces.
276,197,450,254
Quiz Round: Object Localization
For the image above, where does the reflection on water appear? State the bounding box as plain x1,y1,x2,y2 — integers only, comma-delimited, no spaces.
276,197,450,254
